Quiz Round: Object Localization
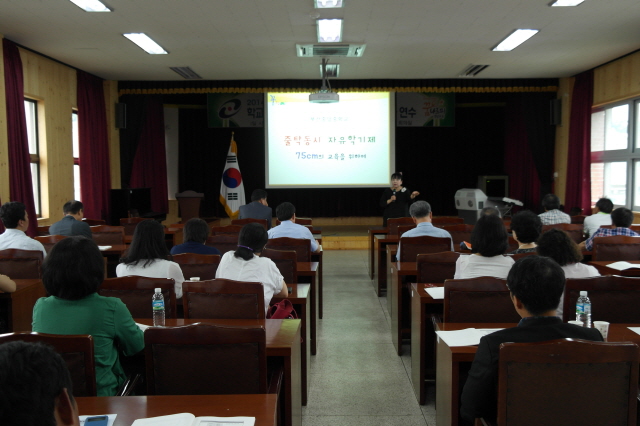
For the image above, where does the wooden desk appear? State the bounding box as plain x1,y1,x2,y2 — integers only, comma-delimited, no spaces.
434,322,640,426
385,244,397,313
410,283,444,405
77,394,278,426
368,226,387,279
273,284,310,406
589,260,640,276
389,261,417,355
373,234,399,296
136,318,302,426
298,262,319,355
0,279,46,333
311,250,323,319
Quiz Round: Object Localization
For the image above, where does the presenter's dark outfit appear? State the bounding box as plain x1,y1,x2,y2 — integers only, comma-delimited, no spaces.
380,188,414,226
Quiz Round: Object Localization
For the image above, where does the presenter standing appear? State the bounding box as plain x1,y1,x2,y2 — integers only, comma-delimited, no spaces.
379,172,420,226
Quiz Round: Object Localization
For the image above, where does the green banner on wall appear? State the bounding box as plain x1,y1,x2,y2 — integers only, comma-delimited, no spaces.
207,93,264,127
396,92,455,127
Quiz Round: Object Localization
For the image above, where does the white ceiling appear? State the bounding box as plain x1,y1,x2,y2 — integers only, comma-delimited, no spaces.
1,0,640,82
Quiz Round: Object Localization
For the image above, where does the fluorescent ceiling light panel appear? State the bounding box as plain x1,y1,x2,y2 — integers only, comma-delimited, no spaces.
549,0,585,6
69,0,111,12
492,29,539,51
315,0,344,8
317,19,343,43
123,33,168,54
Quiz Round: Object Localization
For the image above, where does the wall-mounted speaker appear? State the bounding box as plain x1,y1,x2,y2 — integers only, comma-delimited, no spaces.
115,103,127,129
550,99,561,126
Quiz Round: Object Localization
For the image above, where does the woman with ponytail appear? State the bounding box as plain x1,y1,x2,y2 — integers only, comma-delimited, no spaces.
215,223,287,312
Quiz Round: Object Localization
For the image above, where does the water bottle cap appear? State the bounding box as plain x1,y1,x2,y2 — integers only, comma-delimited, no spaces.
155,288,161,293
580,291,587,296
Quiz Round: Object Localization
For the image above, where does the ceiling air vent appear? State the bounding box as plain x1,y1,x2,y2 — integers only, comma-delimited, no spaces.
297,44,366,58
170,66,202,80
458,64,489,77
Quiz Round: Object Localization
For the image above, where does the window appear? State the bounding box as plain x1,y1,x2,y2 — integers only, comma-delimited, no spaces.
590,100,638,209
72,111,80,201
24,99,41,216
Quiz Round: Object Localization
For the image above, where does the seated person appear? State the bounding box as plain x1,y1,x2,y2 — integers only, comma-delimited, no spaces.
267,202,320,253
460,256,603,423
48,200,92,239
508,210,542,254
239,189,273,229
537,229,599,319
396,200,453,260
0,274,16,292
216,223,288,313
580,207,639,251
117,220,185,298
454,214,514,279
170,218,220,256
583,197,613,237
0,201,47,257
32,236,144,397
0,341,80,426
538,193,571,225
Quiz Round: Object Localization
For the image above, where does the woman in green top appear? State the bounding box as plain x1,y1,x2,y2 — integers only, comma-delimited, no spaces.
32,236,144,396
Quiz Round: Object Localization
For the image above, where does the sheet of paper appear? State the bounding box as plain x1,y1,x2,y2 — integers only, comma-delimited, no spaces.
195,417,255,426
132,413,193,426
98,245,112,251
435,328,503,347
628,327,640,336
136,323,151,332
425,287,444,299
606,261,640,271
79,414,117,426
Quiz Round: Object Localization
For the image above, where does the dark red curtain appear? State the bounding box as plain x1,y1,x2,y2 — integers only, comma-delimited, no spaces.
504,97,541,212
564,71,594,213
129,97,168,213
77,70,111,221
3,39,38,236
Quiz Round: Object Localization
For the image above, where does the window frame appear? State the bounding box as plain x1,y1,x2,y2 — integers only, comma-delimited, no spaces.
24,98,41,217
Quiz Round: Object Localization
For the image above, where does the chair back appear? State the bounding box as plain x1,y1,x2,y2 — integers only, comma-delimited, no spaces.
542,224,583,244
172,253,220,281
211,225,243,235
206,234,237,254
231,218,268,229
509,251,537,262
443,277,519,323
399,235,452,262
144,323,267,395
99,276,177,319
0,249,44,279
262,248,298,284
36,225,50,236
265,237,311,262
182,279,265,319
34,235,66,254
563,275,640,323
443,224,474,246
496,339,639,426
507,236,519,253
592,235,640,261
397,224,417,236
0,332,97,397
387,217,414,235
82,218,106,226
90,225,125,245
119,217,151,236
630,225,640,233
571,215,586,225
416,251,460,283
431,216,464,228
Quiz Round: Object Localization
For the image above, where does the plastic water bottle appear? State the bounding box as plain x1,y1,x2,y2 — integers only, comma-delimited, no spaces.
152,288,165,327
575,291,591,328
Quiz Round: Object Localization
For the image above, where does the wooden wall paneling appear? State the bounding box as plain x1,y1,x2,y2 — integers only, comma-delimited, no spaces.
0,35,10,203
553,77,574,204
593,50,640,107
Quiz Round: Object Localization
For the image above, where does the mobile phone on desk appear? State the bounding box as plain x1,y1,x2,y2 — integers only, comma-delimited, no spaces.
85,416,109,426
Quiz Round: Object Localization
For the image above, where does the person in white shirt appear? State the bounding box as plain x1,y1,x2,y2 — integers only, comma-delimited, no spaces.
267,202,320,253
583,197,613,237
0,201,47,258
537,228,599,320
116,219,184,298
454,214,514,279
216,223,288,312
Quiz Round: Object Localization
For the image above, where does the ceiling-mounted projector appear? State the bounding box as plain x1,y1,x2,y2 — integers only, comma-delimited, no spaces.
310,58,339,103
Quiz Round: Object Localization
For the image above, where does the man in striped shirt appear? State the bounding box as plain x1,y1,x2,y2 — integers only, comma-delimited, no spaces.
580,207,639,251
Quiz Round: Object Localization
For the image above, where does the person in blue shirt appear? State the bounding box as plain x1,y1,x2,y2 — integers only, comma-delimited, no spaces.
396,201,453,260
267,202,320,253
170,218,221,255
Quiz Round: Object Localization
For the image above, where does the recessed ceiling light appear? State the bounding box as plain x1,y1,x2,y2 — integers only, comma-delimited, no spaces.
317,19,343,43
315,0,344,8
123,33,168,54
68,0,111,12
549,0,585,6
492,29,539,51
